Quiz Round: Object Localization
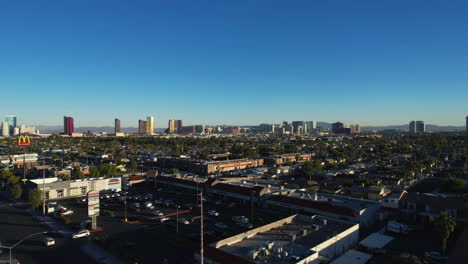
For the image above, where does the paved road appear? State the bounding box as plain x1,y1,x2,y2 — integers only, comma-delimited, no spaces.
0,199,96,264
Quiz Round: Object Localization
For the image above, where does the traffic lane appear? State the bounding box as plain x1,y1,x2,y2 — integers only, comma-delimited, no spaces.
0,202,94,264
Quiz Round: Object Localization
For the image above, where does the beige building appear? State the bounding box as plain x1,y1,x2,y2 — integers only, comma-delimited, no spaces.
146,116,154,134
168,120,183,133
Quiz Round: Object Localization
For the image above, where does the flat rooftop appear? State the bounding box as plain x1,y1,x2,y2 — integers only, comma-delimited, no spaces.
215,215,355,264
288,191,378,213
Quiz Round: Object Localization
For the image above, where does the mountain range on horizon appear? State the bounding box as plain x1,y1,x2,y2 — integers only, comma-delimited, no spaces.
32,123,466,134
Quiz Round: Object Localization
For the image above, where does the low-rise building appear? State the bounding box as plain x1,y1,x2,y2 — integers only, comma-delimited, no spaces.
30,177,122,200
196,214,359,264
157,157,264,175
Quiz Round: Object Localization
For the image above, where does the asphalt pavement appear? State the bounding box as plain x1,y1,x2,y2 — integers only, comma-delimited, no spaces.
0,199,94,264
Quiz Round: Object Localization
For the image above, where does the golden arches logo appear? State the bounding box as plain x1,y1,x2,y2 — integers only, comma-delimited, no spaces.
18,135,31,147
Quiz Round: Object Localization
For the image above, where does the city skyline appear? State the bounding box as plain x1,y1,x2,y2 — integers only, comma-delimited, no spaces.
0,0,467,126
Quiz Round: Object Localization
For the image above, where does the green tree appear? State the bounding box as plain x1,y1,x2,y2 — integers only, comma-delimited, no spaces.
0,170,14,181
170,168,180,174
7,175,20,185
434,211,456,255
11,184,23,199
28,188,42,210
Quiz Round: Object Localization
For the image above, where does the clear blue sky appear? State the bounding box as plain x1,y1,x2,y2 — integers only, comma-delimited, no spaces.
0,0,467,127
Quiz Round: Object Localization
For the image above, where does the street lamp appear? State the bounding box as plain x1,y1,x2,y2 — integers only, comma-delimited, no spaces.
0,231,47,264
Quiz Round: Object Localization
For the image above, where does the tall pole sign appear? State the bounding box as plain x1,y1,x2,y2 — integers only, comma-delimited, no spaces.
17,135,31,183
87,191,100,230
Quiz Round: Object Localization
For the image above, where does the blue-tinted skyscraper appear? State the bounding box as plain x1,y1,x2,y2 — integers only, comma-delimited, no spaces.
5,115,16,134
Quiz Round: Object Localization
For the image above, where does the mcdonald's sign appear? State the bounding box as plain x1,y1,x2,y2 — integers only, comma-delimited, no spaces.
17,135,31,147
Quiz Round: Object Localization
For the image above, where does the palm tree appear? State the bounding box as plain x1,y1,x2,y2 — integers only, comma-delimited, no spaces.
434,210,456,255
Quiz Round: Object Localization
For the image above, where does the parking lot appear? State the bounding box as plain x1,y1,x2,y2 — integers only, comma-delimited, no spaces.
51,182,289,263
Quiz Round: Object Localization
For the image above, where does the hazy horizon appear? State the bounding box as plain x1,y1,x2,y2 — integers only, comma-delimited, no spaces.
1,0,467,126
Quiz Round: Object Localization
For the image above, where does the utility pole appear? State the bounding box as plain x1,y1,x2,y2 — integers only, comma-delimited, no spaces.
42,158,46,215
200,190,204,264
176,206,179,233
250,190,254,224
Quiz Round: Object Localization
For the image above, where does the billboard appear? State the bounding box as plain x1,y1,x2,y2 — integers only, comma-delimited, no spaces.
87,191,100,216
17,135,31,147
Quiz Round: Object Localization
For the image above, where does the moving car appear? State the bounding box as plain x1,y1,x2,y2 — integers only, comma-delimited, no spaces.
42,237,55,246
60,210,74,216
72,230,90,239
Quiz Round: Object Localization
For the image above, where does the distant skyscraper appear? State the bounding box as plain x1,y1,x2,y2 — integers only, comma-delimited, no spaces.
138,120,147,134
348,125,355,133
355,124,361,133
115,119,121,134
168,120,183,134
416,121,425,133
331,122,345,133
305,121,317,133
5,115,16,134
1,121,9,137
146,116,154,134
466,116,468,132
409,121,416,133
292,121,305,134
63,116,74,135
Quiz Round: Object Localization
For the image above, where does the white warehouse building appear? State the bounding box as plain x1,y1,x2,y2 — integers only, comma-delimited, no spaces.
30,177,122,200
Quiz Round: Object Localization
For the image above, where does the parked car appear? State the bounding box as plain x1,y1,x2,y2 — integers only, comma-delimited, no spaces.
208,210,219,217
152,210,164,216
237,222,253,229
72,230,90,239
160,217,170,223
178,218,190,225
130,203,141,209
144,201,153,208
80,220,92,228
164,200,174,206
232,216,249,223
214,222,228,229
154,199,164,205
42,237,55,246
228,202,236,208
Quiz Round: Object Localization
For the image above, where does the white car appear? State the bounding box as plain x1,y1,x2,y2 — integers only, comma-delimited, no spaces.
208,210,219,217
178,218,190,225
42,237,55,246
160,217,170,223
60,210,74,216
72,230,90,239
